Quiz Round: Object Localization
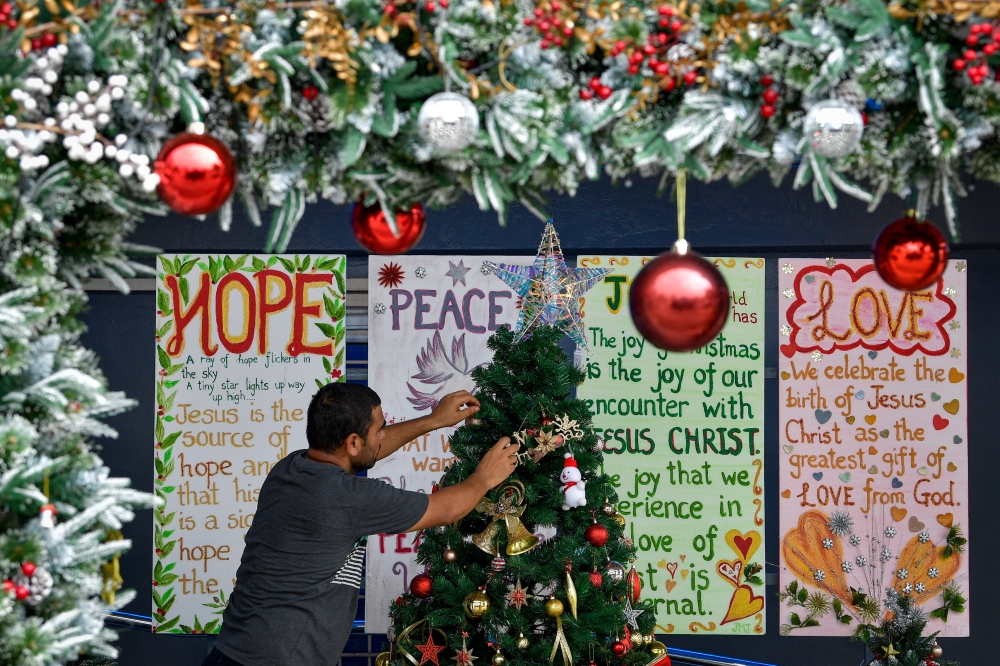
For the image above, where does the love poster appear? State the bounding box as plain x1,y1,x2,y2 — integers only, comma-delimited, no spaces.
365,255,525,633
777,258,970,637
153,254,347,634
577,256,767,636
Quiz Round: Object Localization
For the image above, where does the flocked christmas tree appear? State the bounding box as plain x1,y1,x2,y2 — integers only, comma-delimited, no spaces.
389,225,667,666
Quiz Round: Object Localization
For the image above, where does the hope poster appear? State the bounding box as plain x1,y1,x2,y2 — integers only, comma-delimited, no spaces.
577,256,767,636
777,259,970,637
365,255,525,633
153,254,346,634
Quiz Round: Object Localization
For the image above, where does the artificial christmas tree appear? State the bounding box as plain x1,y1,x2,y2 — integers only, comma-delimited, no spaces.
388,325,661,666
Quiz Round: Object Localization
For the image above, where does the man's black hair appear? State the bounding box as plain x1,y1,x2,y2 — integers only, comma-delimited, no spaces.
306,383,382,453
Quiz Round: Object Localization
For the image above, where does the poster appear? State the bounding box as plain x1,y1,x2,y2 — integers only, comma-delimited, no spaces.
577,256,767,636
777,258,970,637
365,255,527,632
153,254,347,634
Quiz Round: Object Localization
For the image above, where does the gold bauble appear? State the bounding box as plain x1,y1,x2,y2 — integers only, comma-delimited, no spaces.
444,548,458,563
645,634,656,645
516,633,529,650
612,513,626,527
545,597,564,618
492,651,506,666
463,591,491,618
376,653,391,666
931,646,943,659
632,633,646,647
648,641,667,657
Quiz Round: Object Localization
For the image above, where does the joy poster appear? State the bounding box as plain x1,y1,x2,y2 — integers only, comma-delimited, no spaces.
577,256,767,636
365,255,527,633
153,254,346,633
777,258,970,636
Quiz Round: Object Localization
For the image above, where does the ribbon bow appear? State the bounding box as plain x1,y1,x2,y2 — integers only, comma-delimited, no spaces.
472,481,531,556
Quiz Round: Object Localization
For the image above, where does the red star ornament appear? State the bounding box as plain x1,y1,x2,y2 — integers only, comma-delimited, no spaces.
507,578,528,610
378,262,405,288
416,633,447,666
452,638,477,666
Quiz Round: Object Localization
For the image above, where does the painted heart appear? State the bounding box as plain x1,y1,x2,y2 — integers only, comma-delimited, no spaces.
679,554,686,562
781,371,790,380
908,516,925,532
665,562,678,579
892,477,903,489
664,580,677,593
890,506,907,522
846,416,856,424
947,462,958,472
918,466,928,475
804,275,815,284
931,392,941,401
839,472,851,483
781,489,791,498
880,429,890,438
937,513,954,528
868,446,878,455
865,415,877,425
954,435,963,444
783,445,794,454
716,560,743,587
813,472,823,481
781,510,851,605
855,390,865,400
949,368,965,383
815,409,832,425
868,465,878,474
933,415,950,430
658,560,667,568
892,533,962,604
721,585,765,625
780,344,796,358
868,351,878,359
726,530,762,562
943,399,960,415
680,569,689,580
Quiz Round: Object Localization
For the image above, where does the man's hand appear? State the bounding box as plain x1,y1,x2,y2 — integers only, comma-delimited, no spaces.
430,390,480,429
472,437,518,489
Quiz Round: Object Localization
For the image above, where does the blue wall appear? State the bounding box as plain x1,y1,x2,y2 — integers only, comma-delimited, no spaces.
82,173,1000,666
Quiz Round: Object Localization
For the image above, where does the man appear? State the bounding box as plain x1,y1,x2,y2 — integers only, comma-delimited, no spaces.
205,383,518,666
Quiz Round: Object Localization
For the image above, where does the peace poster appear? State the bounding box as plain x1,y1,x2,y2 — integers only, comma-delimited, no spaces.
777,258,970,636
365,255,526,633
577,256,767,636
153,254,346,633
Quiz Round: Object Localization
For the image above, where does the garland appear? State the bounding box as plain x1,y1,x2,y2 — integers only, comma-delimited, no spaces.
3,0,1000,250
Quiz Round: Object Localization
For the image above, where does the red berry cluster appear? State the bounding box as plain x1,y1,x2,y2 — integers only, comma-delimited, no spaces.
0,2,16,29
2,562,36,601
604,7,692,89
759,74,778,118
523,2,574,50
953,22,999,85
580,76,612,100
655,4,683,32
384,0,448,18
28,33,57,52
303,85,319,101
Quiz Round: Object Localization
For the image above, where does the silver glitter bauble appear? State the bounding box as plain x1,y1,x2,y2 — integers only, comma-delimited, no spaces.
803,99,864,158
417,92,479,154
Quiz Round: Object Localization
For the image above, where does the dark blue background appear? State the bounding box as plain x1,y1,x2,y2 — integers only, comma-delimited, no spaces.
82,173,1000,665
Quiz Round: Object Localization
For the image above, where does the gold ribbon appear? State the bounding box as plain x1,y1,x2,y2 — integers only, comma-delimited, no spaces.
397,620,449,666
549,616,572,666
472,481,537,556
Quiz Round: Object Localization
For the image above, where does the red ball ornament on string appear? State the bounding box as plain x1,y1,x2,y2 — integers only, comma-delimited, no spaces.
612,641,627,657
352,199,426,254
154,133,237,216
589,568,603,588
630,241,730,352
584,520,609,547
872,213,949,291
409,573,433,598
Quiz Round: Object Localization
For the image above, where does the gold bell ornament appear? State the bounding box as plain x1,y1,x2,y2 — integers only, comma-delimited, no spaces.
472,481,539,556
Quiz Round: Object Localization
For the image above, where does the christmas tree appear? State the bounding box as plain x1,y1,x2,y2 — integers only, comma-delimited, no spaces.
388,325,664,666
857,589,959,666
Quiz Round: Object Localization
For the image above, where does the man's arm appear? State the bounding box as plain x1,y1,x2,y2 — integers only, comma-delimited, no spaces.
406,437,517,531
376,391,480,461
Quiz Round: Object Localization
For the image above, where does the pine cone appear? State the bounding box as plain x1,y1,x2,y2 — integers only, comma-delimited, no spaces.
836,79,866,110
296,95,336,133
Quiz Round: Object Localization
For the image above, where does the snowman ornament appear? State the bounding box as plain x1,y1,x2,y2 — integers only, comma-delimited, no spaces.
560,453,587,510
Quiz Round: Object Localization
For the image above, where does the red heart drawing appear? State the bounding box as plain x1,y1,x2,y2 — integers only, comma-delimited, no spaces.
733,535,753,560
780,344,796,358
665,562,678,579
933,414,950,431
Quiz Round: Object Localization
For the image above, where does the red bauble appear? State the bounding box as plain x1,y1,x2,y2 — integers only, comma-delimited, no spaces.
20,562,35,577
589,568,603,588
351,199,426,254
872,214,949,291
584,521,609,547
612,641,627,657
625,566,642,604
629,244,730,352
410,573,433,598
154,133,237,216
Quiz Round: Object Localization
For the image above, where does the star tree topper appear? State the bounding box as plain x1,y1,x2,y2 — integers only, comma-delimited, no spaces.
485,221,609,349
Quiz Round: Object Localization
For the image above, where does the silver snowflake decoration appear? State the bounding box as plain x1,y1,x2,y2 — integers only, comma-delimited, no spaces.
850,534,862,546
814,570,826,582
823,538,834,550
783,288,794,298
827,510,854,537
944,287,956,297
842,561,853,573
896,568,908,580
480,262,494,275
884,526,897,538
902,583,913,593
915,583,926,593
780,325,792,337
415,267,428,278
918,532,930,544
373,303,387,314
949,320,961,330
811,351,823,362
881,548,892,562
951,348,962,358
825,257,836,268
928,567,940,579
955,261,966,272
856,555,868,567
782,263,794,274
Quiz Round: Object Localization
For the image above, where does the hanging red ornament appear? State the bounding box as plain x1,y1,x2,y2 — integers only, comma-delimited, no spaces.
589,568,603,587
625,566,642,604
630,240,729,352
409,573,433,598
154,132,237,216
872,212,949,291
584,520,609,547
351,199,426,255
612,640,627,657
